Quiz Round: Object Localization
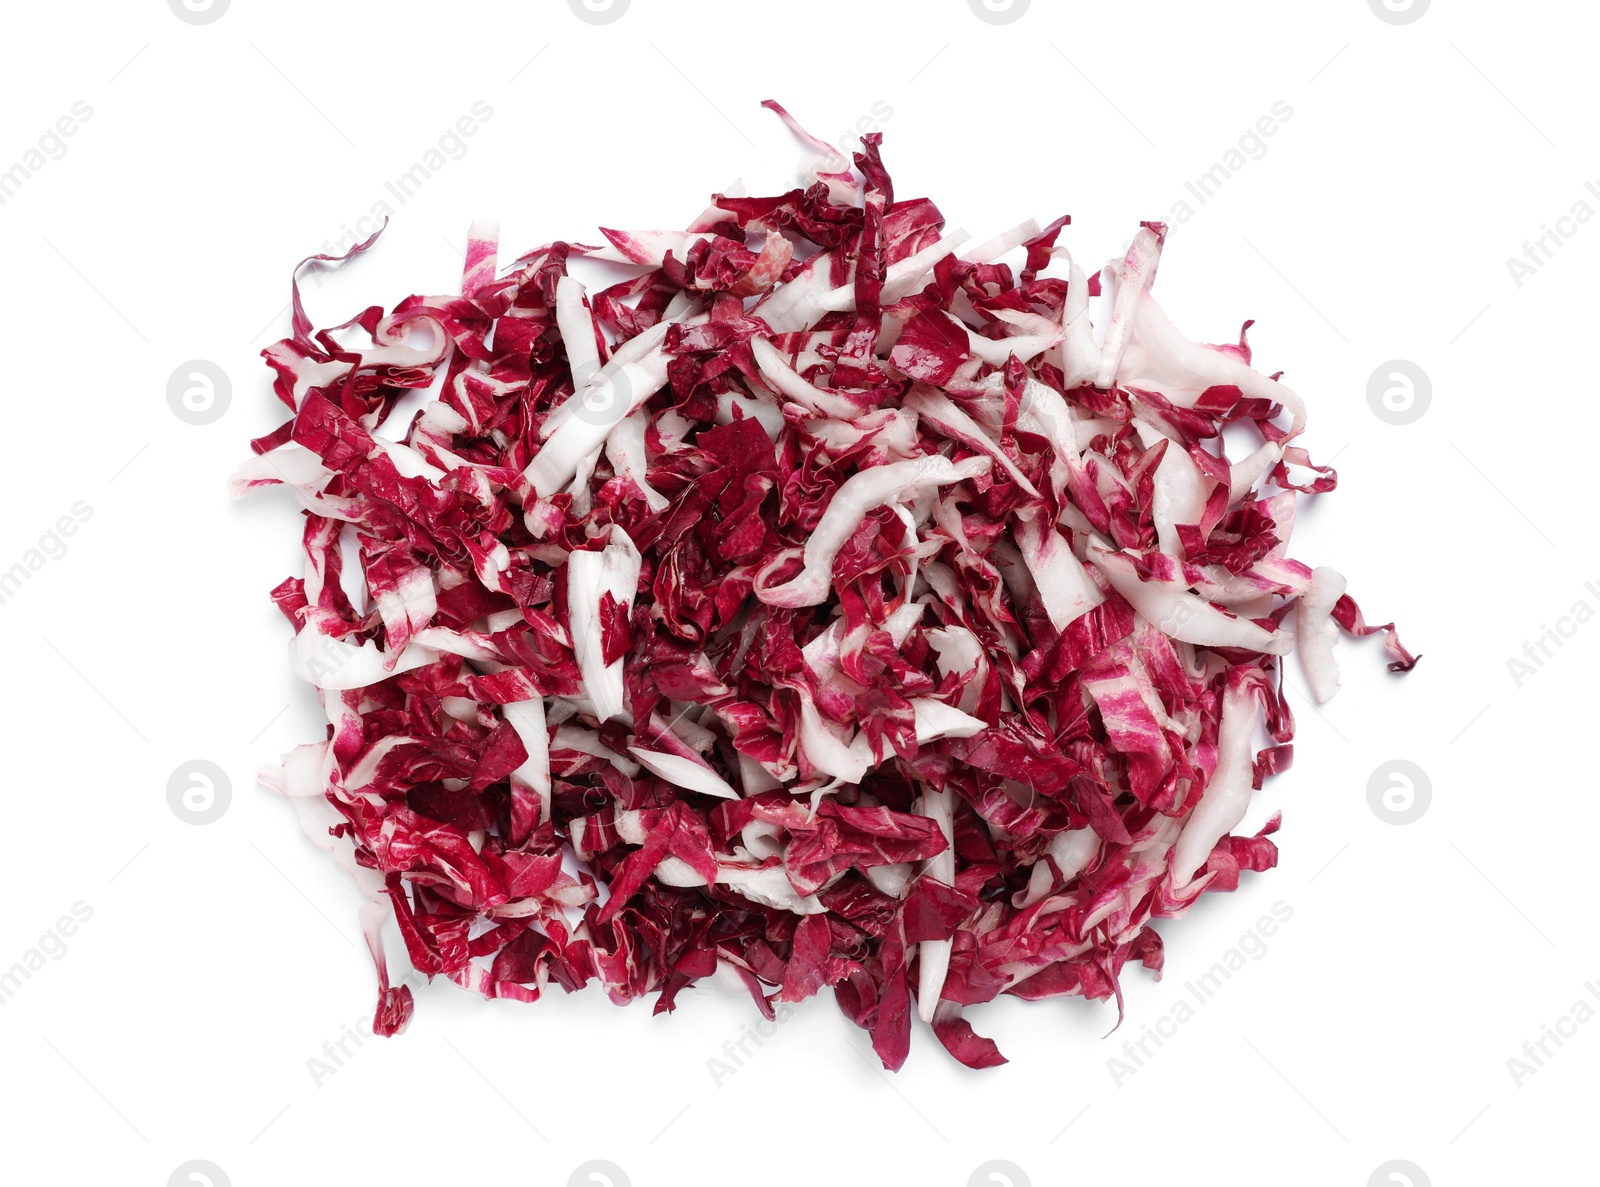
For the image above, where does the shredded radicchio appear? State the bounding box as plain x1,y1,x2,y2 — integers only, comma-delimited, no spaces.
236,104,1416,1070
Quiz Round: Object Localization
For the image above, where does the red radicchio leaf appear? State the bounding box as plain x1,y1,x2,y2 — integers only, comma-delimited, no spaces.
240,102,1416,1072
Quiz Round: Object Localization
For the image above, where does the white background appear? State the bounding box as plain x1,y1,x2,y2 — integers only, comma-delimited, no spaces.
1,1,1591,1184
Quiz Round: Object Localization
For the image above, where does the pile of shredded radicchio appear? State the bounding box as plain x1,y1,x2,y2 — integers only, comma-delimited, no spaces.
235,103,1416,1069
